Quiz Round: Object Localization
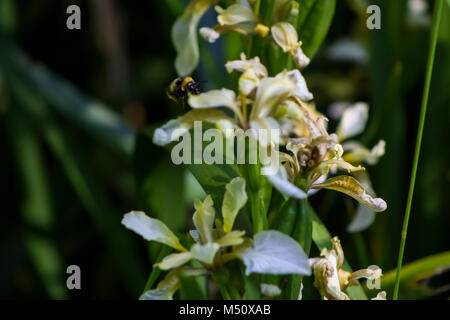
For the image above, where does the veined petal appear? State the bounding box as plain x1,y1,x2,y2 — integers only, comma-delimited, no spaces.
216,230,246,247
311,175,387,212
337,102,369,141
153,109,237,146
155,252,193,270
172,0,219,76
251,73,295,119
271,22,299,52
188,89,242,120
236,230,311,275
193,195,216,243
217,4,257,26
191,242,220,264
122,211,186,251
222,177,248,233
265,165,307,199
249,117,282,147
285,70,313,101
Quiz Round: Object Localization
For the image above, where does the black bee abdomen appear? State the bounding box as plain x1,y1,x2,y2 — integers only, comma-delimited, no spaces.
186,81,200,95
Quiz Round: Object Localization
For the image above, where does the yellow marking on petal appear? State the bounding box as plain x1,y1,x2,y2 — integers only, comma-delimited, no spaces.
311,175,387,212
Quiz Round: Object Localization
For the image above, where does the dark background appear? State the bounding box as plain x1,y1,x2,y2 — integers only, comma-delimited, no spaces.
0,0,448,299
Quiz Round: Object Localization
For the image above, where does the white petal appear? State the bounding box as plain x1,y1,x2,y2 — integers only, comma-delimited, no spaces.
236,230,311,275
271,22,299,52
217,4,256,26
265,166,307,199
251,73,295,119
199,27,220,43
347,204,376,233
337,102,369,141
155,252,193,270
285,69,313,101
188,88,239,114
225,53,268,78
260,283,282,297
292,46,311,68
153,120,188,146
172,0,216,76
122,211,185,251
191,242,220,264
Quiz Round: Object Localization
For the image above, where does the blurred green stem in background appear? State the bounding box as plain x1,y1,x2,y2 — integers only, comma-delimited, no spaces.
393,0,444,300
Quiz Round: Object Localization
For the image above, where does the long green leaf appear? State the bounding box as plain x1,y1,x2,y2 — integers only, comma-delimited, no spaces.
8,78,146,296
297,0,336,58
382,252,450,299
0,41,135,156
8,110,66,299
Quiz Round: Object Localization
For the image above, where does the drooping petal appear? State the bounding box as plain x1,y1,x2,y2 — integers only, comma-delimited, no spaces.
155,252,193,270
190,242,220,264
251,73,296,119
222,177,248,233
153,109,237,146
347,204,376,233
271,22,310,68
343,140,386,165
199,27,221,43
271,22,299,52
309,249,350,300
236,230,311,275
249,117,282,147
193,195,216,243
265,165,307,199
172,0,219,76
311,175,387,212
336,102,369,141
216,4,257,26
285,70,313,101
122,211,186,251
188,89,243,121
292,46,311,68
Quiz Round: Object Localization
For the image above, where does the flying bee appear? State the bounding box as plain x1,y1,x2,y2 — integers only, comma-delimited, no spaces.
167,76,200,105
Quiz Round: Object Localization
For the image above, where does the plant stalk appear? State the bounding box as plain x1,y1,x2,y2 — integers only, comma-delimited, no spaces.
393,0,443,300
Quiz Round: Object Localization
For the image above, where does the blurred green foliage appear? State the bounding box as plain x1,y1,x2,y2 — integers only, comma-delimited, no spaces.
0,0,448,299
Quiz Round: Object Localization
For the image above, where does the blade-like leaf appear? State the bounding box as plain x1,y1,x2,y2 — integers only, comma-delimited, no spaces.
297,0,336,58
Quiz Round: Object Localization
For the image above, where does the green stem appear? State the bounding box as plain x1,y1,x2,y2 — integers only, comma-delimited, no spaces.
246,0,262,57
393,0,443,300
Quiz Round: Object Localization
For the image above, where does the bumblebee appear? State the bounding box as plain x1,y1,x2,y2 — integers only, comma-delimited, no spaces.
167,76,200,104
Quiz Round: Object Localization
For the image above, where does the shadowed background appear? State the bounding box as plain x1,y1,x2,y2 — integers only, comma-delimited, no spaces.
0,0,448,299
